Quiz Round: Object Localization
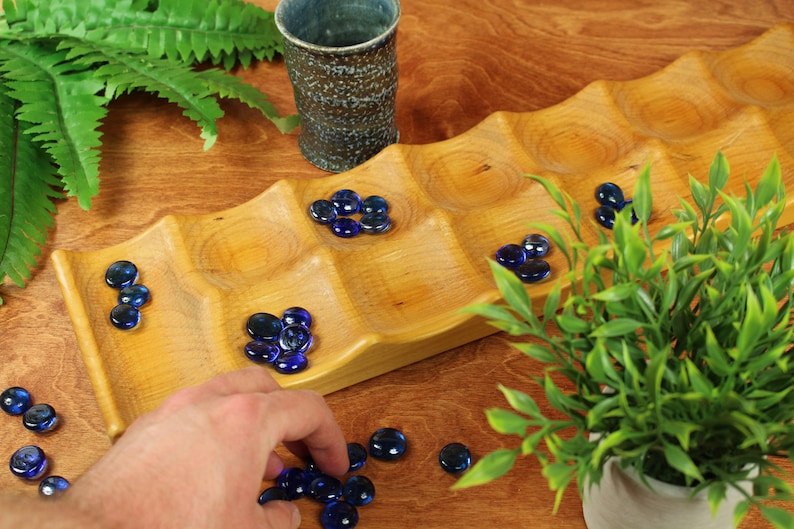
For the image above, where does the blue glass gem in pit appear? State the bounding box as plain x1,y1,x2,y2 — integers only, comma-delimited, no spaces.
258,486,290,505
620,198,643,224
331,189,362,216
23,403,58,433
515,259,551,284
347,442,367,472
247,312,283,342
105,260,138,289
321,500,359,529
282,306,312,328
274,353,309,375
595,205,617,229
39,475,70,499
359,211,391,234
331,217,360,238
368,427,407,461
278,324,313,354
310,199,338,224
1,387,32,416
438,442,472,474
277,467,309,500
118,284,151,308
360,195,389,215
343,475,375,506
595,182,624,208
304,458,321,479
9,445,47,480
310,475,344,503
110,303,141,330
495,244,526,269
244,341,281,364
522,233,551,258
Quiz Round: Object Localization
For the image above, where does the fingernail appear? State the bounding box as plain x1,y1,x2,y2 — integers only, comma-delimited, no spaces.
291,504,302,529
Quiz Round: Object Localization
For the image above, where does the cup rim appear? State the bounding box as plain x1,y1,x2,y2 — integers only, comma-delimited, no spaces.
275,0,401,55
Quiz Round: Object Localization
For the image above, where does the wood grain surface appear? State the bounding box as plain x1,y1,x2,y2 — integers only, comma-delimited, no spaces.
2,1,793,528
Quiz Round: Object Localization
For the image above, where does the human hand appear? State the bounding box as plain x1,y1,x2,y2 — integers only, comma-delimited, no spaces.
65,366,349,529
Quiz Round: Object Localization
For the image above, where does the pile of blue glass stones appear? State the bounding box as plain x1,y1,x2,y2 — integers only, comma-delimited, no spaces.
244,307,314,375
594,181,641,229
494,233,552,283
105,260,151,330
2,386,69,497
309,190,392,238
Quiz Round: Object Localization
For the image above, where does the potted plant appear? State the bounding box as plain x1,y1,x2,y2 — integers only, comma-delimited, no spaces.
452,151,794,529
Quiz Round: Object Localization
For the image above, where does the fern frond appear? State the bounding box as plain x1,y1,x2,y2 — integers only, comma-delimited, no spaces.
0,40,108,209
0,83,62,301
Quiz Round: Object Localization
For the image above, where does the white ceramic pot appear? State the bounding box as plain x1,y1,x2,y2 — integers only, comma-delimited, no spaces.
582,457,754,529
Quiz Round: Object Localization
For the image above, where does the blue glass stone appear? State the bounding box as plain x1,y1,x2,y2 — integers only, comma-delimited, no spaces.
278,324,313,354
359,212,392,234
247,312,283,342
258,486,290,505
23,403,58,433
110,303,141,330
105,260,138,289
514,259,551,284
304,458,322,480
276,467,309,500
321,501,359,529
360,195,389,215
118,284,150,308
310,475,344,503
274,352,309,375
368,428,407,461
343,475,375,506
331,217,360,238
595,205,617,229
347,442,367,472
39,475,70,499
495,244,527,269
521,233,551,258
310,199,338,224
595,182,625,208
1,387,32,416
438,443,472,474
282,306,312,328
244,341,281,364
619,198,644,225
9,445,47,480
330,189,361,216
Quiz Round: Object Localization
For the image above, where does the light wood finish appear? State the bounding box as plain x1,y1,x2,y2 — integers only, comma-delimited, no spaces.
2,2,793,527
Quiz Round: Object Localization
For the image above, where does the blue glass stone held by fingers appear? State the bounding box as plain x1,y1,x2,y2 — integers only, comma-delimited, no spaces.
331,217,360,238
1,387,32,415
118,284,150,308
595,182,624,208
515,259,551,284
23,403,58,433
310,199,338,224
595,205,617,229
274,352,309,375
360,195,389,215
331,190,362,216
244,341,281,364
282,307,312,328
321,500,359,529
39,476,70,499
359,211,392,234
247,312,283,342
9,445,47,480
438,443,472,474
258,486,290,505
310,475,344,503
343,475,375,506
495,244,526,269
278,324,313,354
522,233,551,258
347,442,367,472
277,467,309,500
368,427,407,461
110,303,141,330
105,260,138,289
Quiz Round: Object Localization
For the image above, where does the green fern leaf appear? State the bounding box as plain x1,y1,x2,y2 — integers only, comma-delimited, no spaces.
0,84,62,303
0,40,108,209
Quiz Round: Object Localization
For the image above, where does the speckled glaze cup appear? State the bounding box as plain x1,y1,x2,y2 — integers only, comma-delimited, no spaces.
275,0,400,172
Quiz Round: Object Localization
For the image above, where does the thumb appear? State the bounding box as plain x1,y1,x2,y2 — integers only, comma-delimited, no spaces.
260,500,302,529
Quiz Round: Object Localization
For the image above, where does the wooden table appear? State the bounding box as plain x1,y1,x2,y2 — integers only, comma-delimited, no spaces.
2,1,793,527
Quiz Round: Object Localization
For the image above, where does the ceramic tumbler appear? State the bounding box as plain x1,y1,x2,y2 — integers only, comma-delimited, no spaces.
275,0,400,172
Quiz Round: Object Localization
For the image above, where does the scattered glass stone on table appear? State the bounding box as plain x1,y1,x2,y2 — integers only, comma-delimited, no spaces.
331,217,360,238
110,303,141,330
368,427,407,461
595,182,624,208
595,205,617,229
521,233,551,258
310,475,344,503
495,244,527,269
247,312,284,342
22,403,58,433
277,467,309,500
278,324,313,354
310,199,338,224
118,284,151,308
244,341,281,364
359,211,392,234
343,475,375,506
258,486,290,505
346,442,368,472
514,259,551,284
104,260,138,289
438,442,472,474
39,475,70,498
360,195,389,215
321,500,359,529
282,306,313,328
274,352,309,375
331,190,362,216
1,387,32,415
9,445,47,480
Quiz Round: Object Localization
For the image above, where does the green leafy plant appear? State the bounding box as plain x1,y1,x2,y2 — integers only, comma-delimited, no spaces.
0,0,298,304
453,152,794,528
